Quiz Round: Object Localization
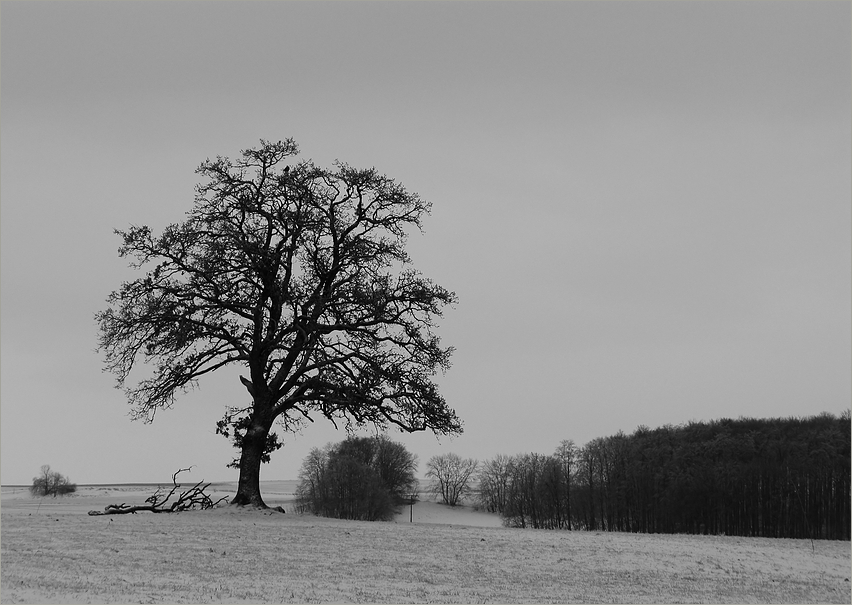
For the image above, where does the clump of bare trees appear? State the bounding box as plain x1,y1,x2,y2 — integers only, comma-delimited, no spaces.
425,453,478,506
296,435,418,521
30,465,77,497
476,454,516,514
498,451,573,530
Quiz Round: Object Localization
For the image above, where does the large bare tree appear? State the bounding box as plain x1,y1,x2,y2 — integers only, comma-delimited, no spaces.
96,139,460,508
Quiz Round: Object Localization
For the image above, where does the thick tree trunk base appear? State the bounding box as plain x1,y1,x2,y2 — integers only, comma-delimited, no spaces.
233,417,274,510
229,494,267,509
228,498,286,514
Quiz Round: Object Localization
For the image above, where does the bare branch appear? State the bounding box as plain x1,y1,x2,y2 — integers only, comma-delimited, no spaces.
88,468,228,515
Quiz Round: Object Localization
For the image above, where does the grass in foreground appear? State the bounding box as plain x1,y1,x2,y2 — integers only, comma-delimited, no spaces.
2,502,850,604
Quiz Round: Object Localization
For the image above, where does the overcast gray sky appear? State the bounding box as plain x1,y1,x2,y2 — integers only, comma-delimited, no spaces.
2,1,850,485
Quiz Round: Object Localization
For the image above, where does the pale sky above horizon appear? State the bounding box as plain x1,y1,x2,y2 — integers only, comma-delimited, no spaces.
2,1,850,485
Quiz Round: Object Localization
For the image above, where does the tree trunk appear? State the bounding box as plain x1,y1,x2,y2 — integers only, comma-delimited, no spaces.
231,420,271,508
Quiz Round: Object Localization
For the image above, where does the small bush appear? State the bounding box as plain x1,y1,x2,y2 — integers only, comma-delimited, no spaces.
30,465,77,497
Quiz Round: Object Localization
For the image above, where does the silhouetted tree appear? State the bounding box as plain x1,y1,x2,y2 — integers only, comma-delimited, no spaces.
425,453,478,506
96,140,460,508
477,454,514,513
554,440,577,530
30,465,76,497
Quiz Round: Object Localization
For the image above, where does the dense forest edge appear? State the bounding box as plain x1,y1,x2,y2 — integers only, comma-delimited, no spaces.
478,412,850,540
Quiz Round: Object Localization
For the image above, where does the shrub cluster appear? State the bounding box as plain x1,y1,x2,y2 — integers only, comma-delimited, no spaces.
295,435,417,521
30,465,77,497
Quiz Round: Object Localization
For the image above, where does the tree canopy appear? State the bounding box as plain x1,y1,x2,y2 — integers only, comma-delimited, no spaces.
97,139,460,507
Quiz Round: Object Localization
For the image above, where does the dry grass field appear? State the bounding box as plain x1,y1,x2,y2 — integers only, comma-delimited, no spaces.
1,483,849,603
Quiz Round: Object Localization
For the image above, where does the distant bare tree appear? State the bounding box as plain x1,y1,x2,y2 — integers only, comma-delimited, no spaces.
425,453,478,506
477,454,514,513
554,439,577,530
30,465,76,497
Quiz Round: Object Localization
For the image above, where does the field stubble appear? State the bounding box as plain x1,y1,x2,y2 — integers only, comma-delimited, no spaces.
1,485,849,603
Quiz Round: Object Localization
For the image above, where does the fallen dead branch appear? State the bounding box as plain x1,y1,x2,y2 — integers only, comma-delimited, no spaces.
88,467,228,515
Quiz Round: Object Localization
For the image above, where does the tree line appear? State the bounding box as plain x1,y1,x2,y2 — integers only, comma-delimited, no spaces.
478,412,850,540
292,413,848,541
